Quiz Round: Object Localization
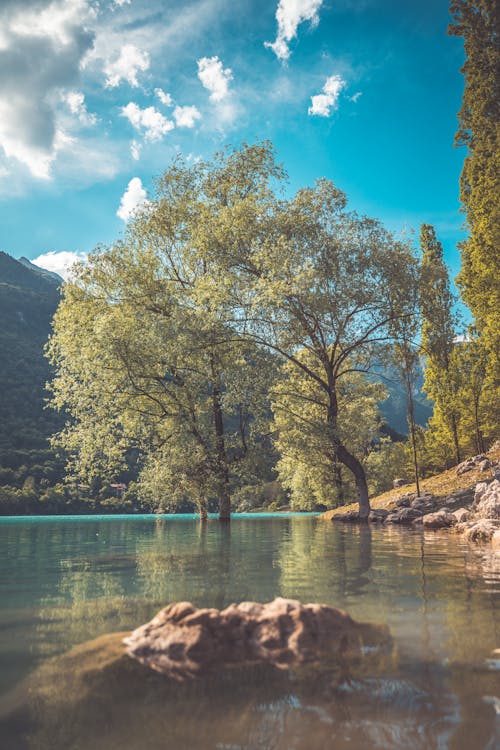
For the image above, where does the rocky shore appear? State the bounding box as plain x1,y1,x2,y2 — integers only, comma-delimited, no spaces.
323,447,500,548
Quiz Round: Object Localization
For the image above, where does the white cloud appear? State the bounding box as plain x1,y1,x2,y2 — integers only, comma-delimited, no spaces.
121,102,174,141
173,105,201,128
0,0,96,178
350,91,362,103
113,0,131,6
64,91,97,126
155,88,173,107
104,44,150,88
117,177,149,222
197,56,232,101
265,0,323,62
32,250,88,280
130,139,142,160
308,74,346,117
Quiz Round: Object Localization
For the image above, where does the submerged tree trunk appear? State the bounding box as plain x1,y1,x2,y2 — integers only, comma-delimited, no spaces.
198,496,208,522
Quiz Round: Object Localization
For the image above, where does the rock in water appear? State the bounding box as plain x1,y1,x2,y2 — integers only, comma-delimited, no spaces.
124,597,392,680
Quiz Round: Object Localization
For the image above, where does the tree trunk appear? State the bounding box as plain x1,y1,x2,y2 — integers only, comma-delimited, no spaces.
336,444,371,519
198,496,208,522
473,397,485,454
451,414,461,465
211,368,231,522
326,380,371,519
333,463,344,505
405,368,421,497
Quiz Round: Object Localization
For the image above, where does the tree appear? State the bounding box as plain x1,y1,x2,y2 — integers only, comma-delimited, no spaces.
448,0,500,381
49,142,418,521
271,349,386,510
218,171,418,518
47,149,277,521
390,306,422,496
419,224,462,464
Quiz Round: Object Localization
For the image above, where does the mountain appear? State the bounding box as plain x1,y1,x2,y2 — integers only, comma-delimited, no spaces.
378,372,433,436
18,256,63,284
0,252,64,473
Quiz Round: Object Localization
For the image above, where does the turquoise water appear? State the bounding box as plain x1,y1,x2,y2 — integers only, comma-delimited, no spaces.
0,515,499,749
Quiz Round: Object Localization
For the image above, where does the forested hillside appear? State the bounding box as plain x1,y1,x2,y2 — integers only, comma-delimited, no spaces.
0,253,65,498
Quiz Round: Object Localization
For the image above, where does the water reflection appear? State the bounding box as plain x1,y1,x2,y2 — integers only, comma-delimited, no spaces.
0,516,499,749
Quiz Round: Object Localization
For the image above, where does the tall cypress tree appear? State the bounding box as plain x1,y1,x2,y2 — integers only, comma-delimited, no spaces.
448,0,500,380
420,224,462,464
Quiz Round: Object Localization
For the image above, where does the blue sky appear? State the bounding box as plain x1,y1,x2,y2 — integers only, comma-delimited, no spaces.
0,0,466,285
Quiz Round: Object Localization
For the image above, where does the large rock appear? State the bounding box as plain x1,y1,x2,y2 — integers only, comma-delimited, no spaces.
460,519,500,544
384,508,423,525
473,479,500,519
124,598,392,680
422,510,457,529
369,508,389,523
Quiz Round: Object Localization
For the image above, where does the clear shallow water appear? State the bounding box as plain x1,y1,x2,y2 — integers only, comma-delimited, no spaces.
0,514,499,749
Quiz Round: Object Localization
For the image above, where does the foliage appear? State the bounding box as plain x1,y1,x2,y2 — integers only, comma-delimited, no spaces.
47,149,279,519
208,149,419,517
271,350,386,510
419,224,463,463
448,0,500,380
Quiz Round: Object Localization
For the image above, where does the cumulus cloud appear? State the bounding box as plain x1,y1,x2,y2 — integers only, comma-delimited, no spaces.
104,44,150,88
173,105,201,128
265,0,323,62
155,88,173,107
0,0,96,178
32,250,88,280
197,56,232,101
64,91,97,126
117,177,149,222
308,74,346,117
121,102,174,141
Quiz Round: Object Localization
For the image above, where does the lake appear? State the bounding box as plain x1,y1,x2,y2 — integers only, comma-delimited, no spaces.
0,514,499,749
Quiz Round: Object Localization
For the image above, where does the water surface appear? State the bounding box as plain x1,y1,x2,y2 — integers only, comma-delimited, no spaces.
0,514,498,749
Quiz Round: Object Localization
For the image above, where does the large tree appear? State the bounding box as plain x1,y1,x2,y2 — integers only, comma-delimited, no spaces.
49,143,417,520
448,0,500,380
48,149,277,521
215,166,418,518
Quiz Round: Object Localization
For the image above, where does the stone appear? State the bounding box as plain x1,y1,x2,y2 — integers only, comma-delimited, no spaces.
385,508,423,525
369,508,389,523
123,598,392,680
411,498,436,512
461,519,500,544
492,530,500,549
395,496,412,508
453,508,470,523
333,511,362,523
393,478,408,488
456,460,474,476
473,479,500,519
479,459,491,471
422,510,457,530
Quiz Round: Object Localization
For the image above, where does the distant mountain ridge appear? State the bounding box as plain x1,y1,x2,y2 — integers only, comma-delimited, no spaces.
17,256,63,284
